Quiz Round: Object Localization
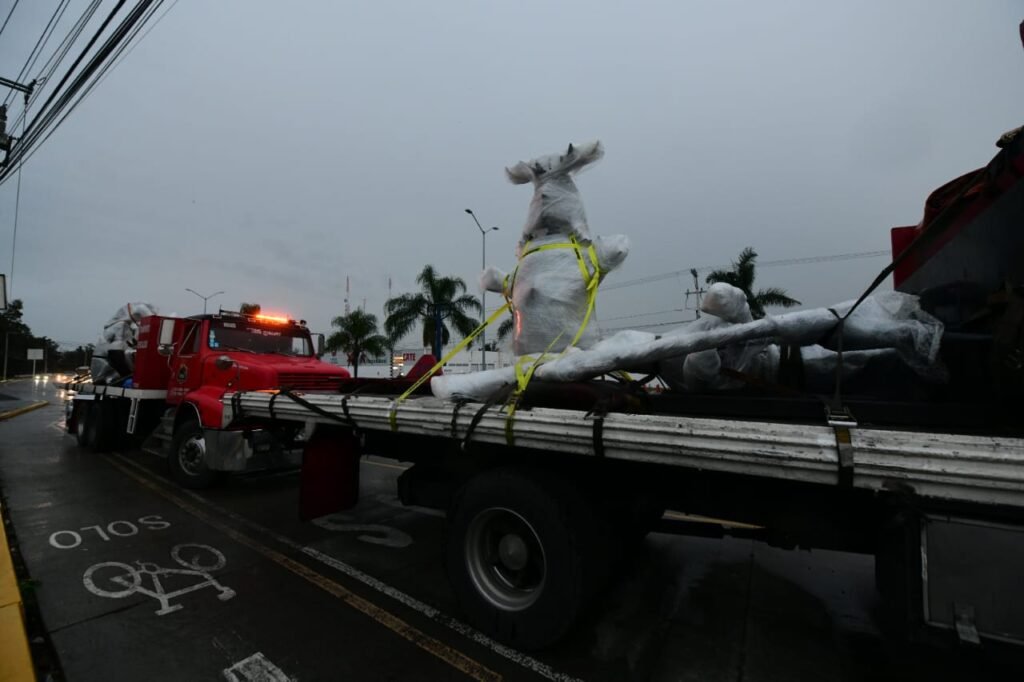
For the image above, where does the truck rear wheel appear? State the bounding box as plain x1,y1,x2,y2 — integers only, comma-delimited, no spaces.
446,468,606,650
73,402,94,448
168,421,221,489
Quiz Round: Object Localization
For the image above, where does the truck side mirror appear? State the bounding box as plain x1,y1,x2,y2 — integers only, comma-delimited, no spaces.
157,318,175,356
313,333,325,358
215,355,235,371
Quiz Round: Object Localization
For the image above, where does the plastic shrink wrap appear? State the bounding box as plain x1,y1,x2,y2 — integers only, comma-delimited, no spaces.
90,302,158,385
431,289,943,402
480,141,629,356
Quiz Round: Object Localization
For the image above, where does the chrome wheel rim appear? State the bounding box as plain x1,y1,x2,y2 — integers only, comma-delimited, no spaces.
178,434,206,476
464,507,546,611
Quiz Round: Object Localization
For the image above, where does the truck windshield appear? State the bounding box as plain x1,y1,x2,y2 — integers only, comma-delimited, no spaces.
207,321,312,356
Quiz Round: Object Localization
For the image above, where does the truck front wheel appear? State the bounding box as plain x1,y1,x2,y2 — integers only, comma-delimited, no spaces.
168,421,221,489
446,469,606,650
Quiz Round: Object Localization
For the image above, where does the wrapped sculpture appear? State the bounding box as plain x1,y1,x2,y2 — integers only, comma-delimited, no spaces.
479,140,629,355
90,302,158,385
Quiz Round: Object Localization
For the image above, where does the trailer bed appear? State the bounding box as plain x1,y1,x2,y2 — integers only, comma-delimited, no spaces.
225,389,1024,509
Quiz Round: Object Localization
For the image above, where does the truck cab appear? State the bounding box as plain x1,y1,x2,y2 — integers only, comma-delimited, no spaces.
130,311,349,487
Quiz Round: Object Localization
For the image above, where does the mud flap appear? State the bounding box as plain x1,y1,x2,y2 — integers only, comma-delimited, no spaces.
299,427,361,520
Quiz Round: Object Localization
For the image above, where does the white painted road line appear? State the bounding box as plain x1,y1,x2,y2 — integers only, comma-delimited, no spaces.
222,652,293,682
110,452,584,682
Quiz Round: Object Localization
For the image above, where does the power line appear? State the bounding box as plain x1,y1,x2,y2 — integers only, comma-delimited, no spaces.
2,0,70,107
8,108,24,296
602,307,685,323
604,319,690,333
0,0,21,41
7,0,167,177
9,0,103,132
0,0,159,184
602,249,891,292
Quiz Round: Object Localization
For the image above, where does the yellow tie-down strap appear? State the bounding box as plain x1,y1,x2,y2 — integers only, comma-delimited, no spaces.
389,303,510,430
391,235,605,438
502,235,605,444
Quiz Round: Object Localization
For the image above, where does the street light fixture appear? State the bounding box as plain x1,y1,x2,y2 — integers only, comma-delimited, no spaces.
185,288,225,315
465,208,499,371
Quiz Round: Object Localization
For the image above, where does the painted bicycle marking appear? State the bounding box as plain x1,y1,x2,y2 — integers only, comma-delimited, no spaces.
82,543,235,615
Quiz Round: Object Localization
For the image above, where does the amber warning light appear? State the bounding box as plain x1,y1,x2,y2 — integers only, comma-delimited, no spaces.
254,313,291,325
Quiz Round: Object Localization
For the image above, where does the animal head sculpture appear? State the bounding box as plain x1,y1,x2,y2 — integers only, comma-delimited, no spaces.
506,140,604,245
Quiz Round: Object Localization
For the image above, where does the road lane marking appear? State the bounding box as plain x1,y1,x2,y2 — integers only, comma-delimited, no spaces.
111,452,584,682
311,513,413,548
364,458,409,471
223,652,292,682
0,400,48,421
105,454,501,682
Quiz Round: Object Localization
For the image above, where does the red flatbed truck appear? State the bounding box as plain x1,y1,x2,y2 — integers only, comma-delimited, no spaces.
63,309,349,488
220,127,1024,651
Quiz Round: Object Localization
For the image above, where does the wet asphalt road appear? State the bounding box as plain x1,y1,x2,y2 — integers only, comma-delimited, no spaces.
0,377,1019,681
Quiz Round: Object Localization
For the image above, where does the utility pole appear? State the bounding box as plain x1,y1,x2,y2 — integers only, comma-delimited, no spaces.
344,276,350,315
0,78,34,164
465,208,499,371
685,268,706,320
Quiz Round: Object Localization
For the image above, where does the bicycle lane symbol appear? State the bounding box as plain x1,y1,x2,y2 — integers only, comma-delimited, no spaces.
82,543,236,616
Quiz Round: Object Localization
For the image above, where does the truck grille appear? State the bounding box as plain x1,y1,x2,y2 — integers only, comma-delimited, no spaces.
277,373,346,392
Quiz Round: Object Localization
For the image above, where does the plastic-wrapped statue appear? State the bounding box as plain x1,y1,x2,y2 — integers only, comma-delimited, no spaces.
480,141,629,356
90,302,159,385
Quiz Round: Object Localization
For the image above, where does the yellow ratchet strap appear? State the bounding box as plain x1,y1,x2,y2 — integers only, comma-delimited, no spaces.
389,303,510,430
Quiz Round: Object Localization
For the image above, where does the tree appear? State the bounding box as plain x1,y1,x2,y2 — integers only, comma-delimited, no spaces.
385,265,482,359
239,302,261,315
495,317,514,346
325,309,388,378
705,247,801,319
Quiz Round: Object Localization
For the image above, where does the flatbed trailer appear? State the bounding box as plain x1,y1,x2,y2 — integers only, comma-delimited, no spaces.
221,382,1024,650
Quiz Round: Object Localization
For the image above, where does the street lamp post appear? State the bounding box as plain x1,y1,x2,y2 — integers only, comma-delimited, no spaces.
464,209,498,371
185,288,225,315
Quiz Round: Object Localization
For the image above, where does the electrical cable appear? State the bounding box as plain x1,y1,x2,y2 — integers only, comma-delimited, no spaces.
7,109,25,296
603,250,890,292
4,0,166,177
0,0,21,42
0,0,149,183
9,0,103,132
2,0,70,107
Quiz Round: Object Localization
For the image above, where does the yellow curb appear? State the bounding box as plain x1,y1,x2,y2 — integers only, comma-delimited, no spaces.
0,402,48,422
0,504,36,681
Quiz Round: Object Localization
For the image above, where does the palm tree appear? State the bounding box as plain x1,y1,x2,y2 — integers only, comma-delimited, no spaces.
495,317,514,346
385,265,482,359
705,247,801,319
239,302,261,315
326,309,388,378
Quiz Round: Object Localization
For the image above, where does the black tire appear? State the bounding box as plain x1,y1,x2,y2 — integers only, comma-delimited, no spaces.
168,420,220,489
74,402,94,448
89,399,117,453
446,468,606,650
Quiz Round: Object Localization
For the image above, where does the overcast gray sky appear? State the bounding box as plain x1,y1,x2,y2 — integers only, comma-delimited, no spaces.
1,0,1021,348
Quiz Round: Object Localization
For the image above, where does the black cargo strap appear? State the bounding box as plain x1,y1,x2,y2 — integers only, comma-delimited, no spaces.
827,406,857,488
450,400,467,440
230,392,244,422
462,385,513,450
584,396,611,459
278,389,359,432
268,391,279,421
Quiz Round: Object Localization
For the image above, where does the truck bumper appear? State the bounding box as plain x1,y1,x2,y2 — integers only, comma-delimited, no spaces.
202,428,302,472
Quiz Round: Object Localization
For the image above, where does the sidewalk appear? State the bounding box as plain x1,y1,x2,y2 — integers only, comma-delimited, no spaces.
1,496,37,682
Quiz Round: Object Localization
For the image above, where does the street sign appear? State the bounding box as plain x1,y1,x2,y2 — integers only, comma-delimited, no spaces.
27,348,43,360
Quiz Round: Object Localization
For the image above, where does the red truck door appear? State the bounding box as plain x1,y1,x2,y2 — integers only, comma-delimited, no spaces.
167,319,204,404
